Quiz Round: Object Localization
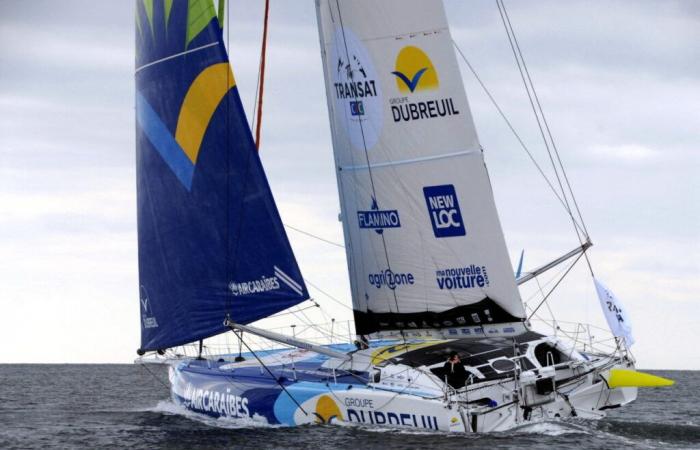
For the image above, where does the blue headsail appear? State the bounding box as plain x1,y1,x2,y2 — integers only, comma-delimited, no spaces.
135,0,308,351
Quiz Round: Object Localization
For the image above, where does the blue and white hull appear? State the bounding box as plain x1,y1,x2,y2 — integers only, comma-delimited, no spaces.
166,334,640,433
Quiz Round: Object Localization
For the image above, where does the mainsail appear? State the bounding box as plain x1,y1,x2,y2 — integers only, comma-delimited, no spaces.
315,0,525,334
135,0,308,352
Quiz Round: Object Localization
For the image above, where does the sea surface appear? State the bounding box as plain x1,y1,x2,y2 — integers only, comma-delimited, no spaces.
0,365,697,449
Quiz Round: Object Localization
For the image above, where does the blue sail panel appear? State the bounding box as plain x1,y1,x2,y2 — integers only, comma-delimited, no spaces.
135,0,308,351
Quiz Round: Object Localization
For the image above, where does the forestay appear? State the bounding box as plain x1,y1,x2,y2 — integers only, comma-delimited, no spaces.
135,0,308,352
315,0,525,334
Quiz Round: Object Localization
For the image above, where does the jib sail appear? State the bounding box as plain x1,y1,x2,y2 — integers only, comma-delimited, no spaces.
135,0,308,351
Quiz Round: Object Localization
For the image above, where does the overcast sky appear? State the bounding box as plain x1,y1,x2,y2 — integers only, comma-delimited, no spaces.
0,1,697,368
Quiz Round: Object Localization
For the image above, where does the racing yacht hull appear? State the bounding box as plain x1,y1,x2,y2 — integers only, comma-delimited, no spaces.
168,333,638,432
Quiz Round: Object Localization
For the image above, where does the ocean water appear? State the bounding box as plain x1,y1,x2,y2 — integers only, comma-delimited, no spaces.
0,365,697,449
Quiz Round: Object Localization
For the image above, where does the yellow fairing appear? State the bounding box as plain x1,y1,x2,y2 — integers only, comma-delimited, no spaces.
175,62,236,164
606,368,674,388
370,340,447,365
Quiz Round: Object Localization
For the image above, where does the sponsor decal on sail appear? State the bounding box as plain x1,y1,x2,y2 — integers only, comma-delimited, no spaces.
357,196,401,235
139,285,158,329
436,264,490,290
423,184,466,237
331,27,383,149
389,46,459,123
228,266,304,296
368,268,415,290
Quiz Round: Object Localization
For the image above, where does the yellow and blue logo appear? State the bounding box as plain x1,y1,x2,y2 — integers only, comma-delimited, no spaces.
391,46,439,93
136,63,235,190
313,395,343,424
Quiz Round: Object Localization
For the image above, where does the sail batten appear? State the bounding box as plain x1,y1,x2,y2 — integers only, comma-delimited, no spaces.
135,0,308,352
316,0,525,335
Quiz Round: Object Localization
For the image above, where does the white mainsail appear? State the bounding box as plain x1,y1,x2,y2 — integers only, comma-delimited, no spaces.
315,0,525,334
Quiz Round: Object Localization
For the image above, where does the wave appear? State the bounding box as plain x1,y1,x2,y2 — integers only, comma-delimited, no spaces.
510,421,591,437
597,419,700,445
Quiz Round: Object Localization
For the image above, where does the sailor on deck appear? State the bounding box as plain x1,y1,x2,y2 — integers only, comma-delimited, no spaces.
443,351,468,389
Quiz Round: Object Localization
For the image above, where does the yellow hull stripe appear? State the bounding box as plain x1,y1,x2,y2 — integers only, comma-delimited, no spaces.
175,62,236,164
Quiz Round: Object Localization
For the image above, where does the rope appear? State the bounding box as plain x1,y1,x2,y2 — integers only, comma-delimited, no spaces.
283,223,345,248
499,1,591,240
232,330,309,415
138,362,171,392
304,278,352,310
527,251,584,320
452,41,582,230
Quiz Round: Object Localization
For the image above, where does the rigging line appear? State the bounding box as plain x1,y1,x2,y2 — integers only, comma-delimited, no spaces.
295,307,337,339
522,256,570,306
231,330,309,415
283,223,345,248
254,0,270,150
289,309,338,342
496,0,593,275
452,42,586,237
527,250,584,321
499,1,590,240
304,277,353,310
495,0,581,240
266,303,319,318
334,0,405,344
535,276,559,327
137,361,171,392
498,0,594,277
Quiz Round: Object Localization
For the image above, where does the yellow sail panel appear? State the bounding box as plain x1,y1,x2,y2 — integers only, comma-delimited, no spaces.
606,369,674,388
175,62,235,164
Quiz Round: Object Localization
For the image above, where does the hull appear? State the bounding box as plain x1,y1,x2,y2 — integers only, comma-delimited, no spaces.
170,363,462,431
167,334,637,433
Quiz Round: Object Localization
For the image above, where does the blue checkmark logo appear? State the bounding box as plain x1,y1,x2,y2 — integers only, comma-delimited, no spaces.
391,67,429,93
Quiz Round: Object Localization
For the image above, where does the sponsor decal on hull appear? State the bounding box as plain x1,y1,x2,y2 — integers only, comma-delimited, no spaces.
309,393,441,430
180,382,250,418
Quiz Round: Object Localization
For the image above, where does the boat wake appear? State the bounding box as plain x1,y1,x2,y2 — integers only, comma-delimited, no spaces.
509,421,591,437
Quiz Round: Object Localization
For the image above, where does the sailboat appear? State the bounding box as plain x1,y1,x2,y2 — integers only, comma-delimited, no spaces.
134,0,672,432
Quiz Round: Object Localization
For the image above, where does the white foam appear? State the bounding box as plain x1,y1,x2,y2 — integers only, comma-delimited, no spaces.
512,421,590,437
332,420,443,435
